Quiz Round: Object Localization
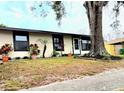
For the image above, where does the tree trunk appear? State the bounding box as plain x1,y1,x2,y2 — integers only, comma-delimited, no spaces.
43,44,46,58
84,1,110,58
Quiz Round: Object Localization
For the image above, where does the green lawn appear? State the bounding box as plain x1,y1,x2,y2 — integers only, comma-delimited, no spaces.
118,55,124,58
0,57,124,90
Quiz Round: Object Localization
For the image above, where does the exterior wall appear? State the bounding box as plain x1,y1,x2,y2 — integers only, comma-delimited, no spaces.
81,50,89,55
0,30,13,58
0,30,13,47
0,30,90,58
0,30,74,58
105,42,116,56
0,31,54,58
115,45,122,55
11,52,29,58
104,42,124,56
122,43,124,48
0,30,29,58
29,33,74,57
12,32,54,58
62,35,73,54
29,32,53,57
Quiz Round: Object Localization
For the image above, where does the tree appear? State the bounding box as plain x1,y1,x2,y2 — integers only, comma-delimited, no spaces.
37,39,48,58
84,1,124,58
51,1,124,59
0,24,6,27
83,1,109,58
34,1,124,59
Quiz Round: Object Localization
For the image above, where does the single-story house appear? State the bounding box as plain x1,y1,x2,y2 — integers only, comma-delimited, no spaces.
105,38,124,55
0,27,91,58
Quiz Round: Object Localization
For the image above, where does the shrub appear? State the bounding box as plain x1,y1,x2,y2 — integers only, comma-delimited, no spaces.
23,56,29,59
62,54,68,56
52,50,60,57
29,44,40,56
73,55,78,58
8,57,11,60
120,48,124,55
0,44,13,55
15,57,21,60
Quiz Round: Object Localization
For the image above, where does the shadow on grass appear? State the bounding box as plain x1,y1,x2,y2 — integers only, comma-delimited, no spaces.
77,55,123,61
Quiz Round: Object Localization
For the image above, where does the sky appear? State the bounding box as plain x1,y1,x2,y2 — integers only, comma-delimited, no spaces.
103,1,124,41
0,1,124,41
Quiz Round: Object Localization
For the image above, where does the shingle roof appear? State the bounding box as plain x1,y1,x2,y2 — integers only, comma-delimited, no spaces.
107,38,124,45
0,27,89,37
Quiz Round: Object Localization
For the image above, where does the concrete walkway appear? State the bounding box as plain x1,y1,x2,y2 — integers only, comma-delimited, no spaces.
21,69,124,91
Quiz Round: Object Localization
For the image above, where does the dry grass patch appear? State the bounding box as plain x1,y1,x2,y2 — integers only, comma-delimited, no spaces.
0,57,124,90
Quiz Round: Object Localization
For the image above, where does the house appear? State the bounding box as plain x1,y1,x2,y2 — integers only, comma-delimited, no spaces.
0,27,90,58
105,38,124,55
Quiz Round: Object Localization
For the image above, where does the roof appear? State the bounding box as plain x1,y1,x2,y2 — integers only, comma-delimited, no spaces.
0,27,90,37
107,38,124,45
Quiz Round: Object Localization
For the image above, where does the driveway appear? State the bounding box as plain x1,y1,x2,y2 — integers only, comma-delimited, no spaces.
21,68,124,91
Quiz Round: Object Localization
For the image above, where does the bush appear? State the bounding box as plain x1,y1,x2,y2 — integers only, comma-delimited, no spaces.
120,48,124,55
0,44,13,55
62,54,68,57
15,57,21,60
29,44,40,56
23,56,29,59
73,55,78,58
52,50,60,57
8,57,11,60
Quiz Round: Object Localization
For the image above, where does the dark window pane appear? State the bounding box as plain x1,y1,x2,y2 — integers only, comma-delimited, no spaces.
13,31,29,51
15,41,29,51
87,44,91,50
82,40,91,50
53,35,64,51
74,39,79,49
82,43,87,50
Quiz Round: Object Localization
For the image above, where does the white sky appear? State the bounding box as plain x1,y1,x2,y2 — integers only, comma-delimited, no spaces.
103,1,124,41
0,1,124,41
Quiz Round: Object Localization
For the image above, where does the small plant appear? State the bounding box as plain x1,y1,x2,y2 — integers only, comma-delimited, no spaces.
23,56,29,59
73,55,78,58
29,44,40,59
0,44,13,55
29,44,40,56
15,57,21,60
37,39,48,58
120,48,124,55
52,50,60,57
0,44,13,62
62,54,68,56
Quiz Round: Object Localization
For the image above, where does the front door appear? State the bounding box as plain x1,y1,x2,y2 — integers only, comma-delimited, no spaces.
73,38,80,54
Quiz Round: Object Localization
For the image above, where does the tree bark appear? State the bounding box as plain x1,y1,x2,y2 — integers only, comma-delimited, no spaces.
84,1,110,58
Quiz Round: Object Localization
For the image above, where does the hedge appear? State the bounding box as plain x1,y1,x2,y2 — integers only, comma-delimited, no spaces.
120,48,124,55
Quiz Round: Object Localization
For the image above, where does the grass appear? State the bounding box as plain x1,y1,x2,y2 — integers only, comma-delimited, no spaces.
118,55,124,58
0,57,124,90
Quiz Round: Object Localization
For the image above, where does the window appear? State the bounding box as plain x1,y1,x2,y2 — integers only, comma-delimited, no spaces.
52,34,64,51
74,39,79,49
82,40,91,50
15,36,27,41
13,32,29,51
